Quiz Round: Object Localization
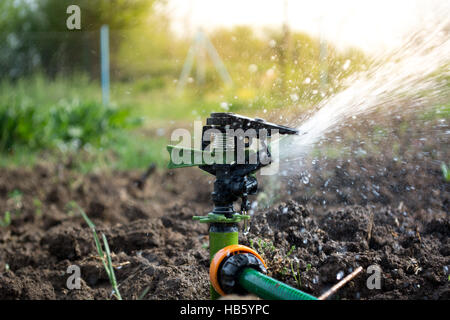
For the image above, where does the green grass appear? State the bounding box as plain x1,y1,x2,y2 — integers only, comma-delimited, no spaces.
78,205,122,300
0,75,170,171
0,97,139,153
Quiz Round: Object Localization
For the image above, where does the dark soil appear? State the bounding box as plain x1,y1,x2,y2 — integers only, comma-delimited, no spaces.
0,165,212,299
0,153,448,299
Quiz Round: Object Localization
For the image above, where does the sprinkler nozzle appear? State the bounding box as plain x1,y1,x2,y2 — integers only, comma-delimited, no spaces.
167,112,298,218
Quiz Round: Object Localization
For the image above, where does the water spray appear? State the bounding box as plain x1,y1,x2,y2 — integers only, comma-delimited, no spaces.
167,112,361,300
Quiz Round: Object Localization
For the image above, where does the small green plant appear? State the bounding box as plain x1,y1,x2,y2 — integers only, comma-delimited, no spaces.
286,245,296,256
8,189,23,210
290,260,301,288
65,201,78,217
0,211,11,227
261,240,275,252
78,205,122,300
33,198,42,216
0,95,139,154
441,163,450,182
249,237,274,253
8,189,23,200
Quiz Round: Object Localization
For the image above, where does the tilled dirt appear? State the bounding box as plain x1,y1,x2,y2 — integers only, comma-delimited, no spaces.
0,156,448,300
242,201,449,300
0,164,212,299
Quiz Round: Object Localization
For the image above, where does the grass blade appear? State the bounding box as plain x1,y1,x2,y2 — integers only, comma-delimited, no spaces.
78,205,121,300
102,233,122,300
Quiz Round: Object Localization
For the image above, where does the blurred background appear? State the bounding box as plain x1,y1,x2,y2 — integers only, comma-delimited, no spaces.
0,0,447,172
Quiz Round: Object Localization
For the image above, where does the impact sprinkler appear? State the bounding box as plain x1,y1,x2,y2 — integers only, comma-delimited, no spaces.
167,113,360,300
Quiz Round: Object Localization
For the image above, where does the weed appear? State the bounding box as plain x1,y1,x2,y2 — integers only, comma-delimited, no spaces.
78,205,122,300
0,211,11,227
8,189,23,210
138,286,151,300
441,163,450,182
65,201,78,217
33,198,42,217
250,237,275,254
290,260,301,288
286,245,296,256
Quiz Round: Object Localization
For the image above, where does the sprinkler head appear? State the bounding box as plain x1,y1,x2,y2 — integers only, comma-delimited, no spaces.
167,112,298,220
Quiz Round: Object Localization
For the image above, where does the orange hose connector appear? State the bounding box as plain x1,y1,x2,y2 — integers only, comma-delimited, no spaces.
209,244,267,296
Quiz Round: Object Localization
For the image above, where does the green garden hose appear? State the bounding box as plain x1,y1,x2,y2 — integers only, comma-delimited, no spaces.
239,268,318,300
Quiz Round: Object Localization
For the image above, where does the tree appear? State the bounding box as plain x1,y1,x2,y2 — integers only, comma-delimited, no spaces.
0,0,157,79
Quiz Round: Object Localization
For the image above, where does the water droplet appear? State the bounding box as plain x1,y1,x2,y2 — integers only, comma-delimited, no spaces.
243,224,250,236
290,93,299,102
248,64,258,73
336,271,344,280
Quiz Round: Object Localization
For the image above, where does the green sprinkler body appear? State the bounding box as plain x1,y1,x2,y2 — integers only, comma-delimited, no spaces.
167,113,317,300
